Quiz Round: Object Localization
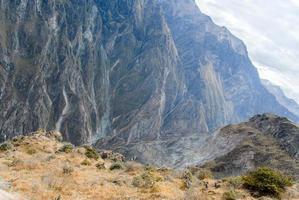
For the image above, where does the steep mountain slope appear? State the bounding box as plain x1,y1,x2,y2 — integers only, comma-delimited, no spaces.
0,0,298,155
262,80,299,116
0,0,184,145
159,0,297,126
97,0,299,163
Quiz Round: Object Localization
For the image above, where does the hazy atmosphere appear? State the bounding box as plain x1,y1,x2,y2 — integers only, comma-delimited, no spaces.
196,0,299,103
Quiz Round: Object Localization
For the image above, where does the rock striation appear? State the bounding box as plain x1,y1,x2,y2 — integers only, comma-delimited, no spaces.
0,0,298,166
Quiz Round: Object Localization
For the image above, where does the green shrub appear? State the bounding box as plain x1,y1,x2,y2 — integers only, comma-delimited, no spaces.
225,176,244,189
84,146,99,160
80,159,91,166
26,148,37,155
195,168,213,180
223,190,237,200
109,162,124,171
132,172,156,188
0,142,12,152
242,167,294,198
63,165,74,175
59,143,74,153
96,163,105,170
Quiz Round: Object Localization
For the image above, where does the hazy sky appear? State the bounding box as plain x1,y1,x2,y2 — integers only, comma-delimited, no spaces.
196,0,299,103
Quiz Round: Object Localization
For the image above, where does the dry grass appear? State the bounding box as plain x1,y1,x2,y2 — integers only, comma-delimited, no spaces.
0,131,297,200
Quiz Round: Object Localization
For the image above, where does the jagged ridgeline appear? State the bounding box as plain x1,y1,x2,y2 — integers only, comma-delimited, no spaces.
0,0,297,151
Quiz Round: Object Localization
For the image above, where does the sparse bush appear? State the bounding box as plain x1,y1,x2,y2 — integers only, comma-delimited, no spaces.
124,162,143,173
84,146,99,160
196,169,213,180
181,170,194,189
0,142,12,152
46,155,56,161
26,148,37,155
225,176,244,189
109,162,124,171
223,190,237,200
96,162,105,170
81,159,91,166
132,172,156,188
59,143,74,153
100,151,125,162
242,167,294,198
63,165,74,175
144,164,157,172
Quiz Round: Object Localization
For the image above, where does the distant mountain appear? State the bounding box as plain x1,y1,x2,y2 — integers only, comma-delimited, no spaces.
262,79,299,116
0,0,298,163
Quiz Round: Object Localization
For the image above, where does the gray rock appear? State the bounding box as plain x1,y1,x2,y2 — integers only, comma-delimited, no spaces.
0,0,298,171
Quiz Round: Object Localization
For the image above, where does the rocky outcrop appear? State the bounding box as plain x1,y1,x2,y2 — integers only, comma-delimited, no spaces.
204,114,299,178
0,0,298,162
248,113,299,159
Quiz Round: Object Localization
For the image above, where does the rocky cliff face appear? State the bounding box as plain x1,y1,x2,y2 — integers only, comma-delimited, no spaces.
0,0,298,160
0,0,184,145
262,80,299,116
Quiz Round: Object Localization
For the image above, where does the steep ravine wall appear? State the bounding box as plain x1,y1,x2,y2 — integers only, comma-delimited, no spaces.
0,0,298,156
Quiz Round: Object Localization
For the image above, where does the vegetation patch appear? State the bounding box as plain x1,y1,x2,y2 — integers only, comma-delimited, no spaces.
59,143,74,153
196,169,213,180
181,170,194,189
63,165,74,175
26,148,37,155
132,172,155,188
109,162,124,171
224,176,244,189
0,142,13,152
80,159,91,166
84,146,99,160
223,190,237,200
96,163,105,170
242,167,294,198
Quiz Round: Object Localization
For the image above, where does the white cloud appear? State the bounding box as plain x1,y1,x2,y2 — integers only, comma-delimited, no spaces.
196,0,299,103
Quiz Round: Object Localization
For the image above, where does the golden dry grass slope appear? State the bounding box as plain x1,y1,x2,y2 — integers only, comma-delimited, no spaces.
0,130,298,200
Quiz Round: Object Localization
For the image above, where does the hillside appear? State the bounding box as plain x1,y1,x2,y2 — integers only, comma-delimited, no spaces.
0,130,298,200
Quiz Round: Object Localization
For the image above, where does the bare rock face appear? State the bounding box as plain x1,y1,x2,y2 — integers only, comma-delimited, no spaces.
262,79,299,117
0,0,298,168
0,0,184,145
98,0,299,166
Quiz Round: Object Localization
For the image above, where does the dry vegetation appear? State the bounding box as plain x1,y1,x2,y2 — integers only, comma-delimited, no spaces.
0,130,298,200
